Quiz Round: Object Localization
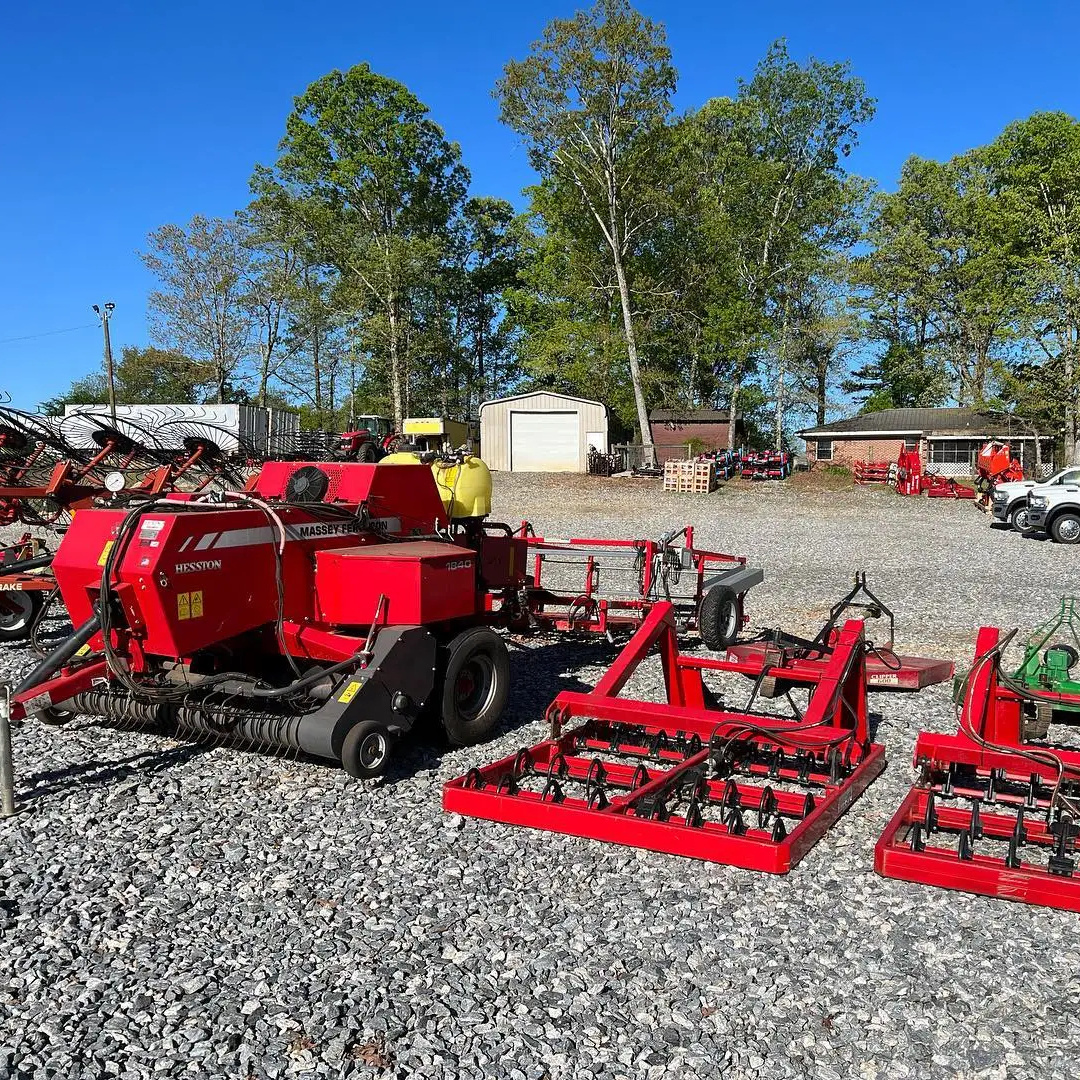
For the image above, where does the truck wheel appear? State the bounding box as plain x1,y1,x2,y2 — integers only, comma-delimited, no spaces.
341,720,394,779
358,441,377,463
698,586,741,650
1008,503,1032,531
440,627,509,746
1051,513,1080,544
0,591,41,642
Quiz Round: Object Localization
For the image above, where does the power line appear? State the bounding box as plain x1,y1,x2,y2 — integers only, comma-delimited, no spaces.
0,322,99,346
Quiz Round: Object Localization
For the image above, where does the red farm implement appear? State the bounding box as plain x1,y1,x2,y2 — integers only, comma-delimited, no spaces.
445,600,885,873
724,573,953,693
853,460,892,485
876,625,1080,912
521,525,763,648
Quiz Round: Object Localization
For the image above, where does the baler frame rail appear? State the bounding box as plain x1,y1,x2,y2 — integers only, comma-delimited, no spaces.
445,601,885,873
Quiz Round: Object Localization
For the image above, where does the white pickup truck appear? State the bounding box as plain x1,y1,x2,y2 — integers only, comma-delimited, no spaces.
1025,481,1080,543
991,467,1080,531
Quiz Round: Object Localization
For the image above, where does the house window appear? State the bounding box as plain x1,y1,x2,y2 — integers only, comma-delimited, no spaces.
928,439,984,465
815,439,833,461
904,437,919,452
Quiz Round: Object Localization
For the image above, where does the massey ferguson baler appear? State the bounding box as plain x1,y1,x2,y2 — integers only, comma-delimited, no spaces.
12,458,527,778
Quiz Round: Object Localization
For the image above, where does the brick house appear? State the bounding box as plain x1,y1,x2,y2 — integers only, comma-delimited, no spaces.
799,408,1055,477
648,409,741,464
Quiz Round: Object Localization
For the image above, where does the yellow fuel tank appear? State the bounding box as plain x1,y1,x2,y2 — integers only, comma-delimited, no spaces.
381,452,492,520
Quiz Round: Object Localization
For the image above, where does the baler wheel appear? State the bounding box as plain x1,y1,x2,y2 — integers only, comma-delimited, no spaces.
0,591,41,641
341,720,394,779
440,627,510,746
698,585,741,650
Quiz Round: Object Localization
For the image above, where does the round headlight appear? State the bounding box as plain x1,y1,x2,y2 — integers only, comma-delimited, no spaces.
104,470,126,493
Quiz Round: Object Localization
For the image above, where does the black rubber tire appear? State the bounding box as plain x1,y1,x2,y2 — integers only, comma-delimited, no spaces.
340,720,394,779
0,591,41,642
698,586,741,650
358,441,378,463
38,706,74,727
439,627,510,746
1051,512,1080,544
1008,503,1032,532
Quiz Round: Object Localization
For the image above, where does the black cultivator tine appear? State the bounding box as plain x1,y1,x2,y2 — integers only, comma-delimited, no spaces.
770,816,787,843
757,786,777,830
968,799,983,840
958,831,974,861
909,822,925,853
923,793,938,835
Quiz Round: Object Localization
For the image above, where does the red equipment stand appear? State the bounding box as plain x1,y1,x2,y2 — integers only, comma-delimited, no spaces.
445,602,885,873
922,473,976,499
853,460,892,485
876,627,1080,912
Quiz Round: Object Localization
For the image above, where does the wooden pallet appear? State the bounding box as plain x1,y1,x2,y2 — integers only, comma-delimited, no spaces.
663,461,717,493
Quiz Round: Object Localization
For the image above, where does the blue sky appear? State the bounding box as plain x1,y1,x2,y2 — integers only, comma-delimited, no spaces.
2,0,1078,412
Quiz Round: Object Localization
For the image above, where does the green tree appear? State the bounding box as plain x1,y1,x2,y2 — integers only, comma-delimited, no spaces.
497,0,676,461
40,346,215,412
258,64,468,427
684,40,874,447
142,216,254,404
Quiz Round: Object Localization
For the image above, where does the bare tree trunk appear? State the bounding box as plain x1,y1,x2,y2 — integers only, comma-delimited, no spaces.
611,251,654,464
816,359,828,426
388,296,403,429
727,373,742,452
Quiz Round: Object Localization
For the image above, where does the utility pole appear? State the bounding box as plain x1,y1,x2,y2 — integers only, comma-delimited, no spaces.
93,302,117,422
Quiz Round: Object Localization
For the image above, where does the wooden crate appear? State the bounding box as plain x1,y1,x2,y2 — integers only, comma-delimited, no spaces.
663,460,717,493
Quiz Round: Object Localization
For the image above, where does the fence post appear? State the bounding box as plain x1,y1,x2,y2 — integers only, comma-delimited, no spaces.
0,684,15,817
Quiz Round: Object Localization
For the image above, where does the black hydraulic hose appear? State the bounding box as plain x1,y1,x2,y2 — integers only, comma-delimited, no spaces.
0,553,53,575
15,612,101,697
247,651,367,699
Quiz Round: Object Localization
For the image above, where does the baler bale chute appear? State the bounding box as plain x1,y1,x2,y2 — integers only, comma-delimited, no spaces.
10,454,529,777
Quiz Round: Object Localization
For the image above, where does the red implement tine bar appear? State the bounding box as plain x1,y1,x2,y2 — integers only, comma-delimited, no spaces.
445,601,885,873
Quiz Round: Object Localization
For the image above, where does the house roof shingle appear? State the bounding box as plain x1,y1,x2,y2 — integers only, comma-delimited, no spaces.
799,407,1032,439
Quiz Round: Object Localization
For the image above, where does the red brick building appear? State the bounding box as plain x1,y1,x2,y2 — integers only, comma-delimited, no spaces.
648,409,741,464
799,408,1055,477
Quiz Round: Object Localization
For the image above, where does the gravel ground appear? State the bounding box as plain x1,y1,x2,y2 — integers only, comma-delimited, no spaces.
2,474,1080,1080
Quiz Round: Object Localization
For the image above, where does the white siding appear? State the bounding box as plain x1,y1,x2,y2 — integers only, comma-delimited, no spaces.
479,392,608,472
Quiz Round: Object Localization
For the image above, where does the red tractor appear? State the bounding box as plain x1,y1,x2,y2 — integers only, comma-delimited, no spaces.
334,415,398,463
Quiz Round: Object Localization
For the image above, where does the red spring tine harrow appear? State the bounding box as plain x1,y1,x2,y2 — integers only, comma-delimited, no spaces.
876,626,1080,911
445,601,885,873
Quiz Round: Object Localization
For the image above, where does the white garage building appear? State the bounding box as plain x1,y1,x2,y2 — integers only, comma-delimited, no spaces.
479,392,609,472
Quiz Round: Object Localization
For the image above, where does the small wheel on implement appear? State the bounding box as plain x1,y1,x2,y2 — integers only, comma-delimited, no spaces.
698,585,741,650
38,706,74,727
1008,503,1032,532
1051,512,1080,544
440,627,510,746
0,591,41,642
341,720,394,779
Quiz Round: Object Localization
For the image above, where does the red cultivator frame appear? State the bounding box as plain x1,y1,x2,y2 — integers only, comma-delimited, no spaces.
445,601,885,872
520,525,762,643
876,626,1080,911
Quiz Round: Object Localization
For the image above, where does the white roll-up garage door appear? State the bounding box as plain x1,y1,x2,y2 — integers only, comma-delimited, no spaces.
510,411,579,471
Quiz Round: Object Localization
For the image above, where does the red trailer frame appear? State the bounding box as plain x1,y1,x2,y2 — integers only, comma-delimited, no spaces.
520,524,763,637
445,601,885,873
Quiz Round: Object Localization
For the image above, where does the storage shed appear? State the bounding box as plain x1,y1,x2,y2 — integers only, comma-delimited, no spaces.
479,392,609,472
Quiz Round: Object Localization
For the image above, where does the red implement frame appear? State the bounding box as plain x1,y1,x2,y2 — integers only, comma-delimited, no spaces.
445,602,885,873
520,525,757,636
876,626,1080,911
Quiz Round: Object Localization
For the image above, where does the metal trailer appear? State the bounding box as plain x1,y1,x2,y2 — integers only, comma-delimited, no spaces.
520,524,763,647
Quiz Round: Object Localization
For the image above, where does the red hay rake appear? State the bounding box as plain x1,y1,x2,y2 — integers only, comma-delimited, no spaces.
445,601,885,873
876,626,1080,911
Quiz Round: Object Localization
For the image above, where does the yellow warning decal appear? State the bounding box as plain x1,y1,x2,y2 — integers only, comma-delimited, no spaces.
177,590,205,621
97,540,114,567
338,680,362,704
75,644,91,657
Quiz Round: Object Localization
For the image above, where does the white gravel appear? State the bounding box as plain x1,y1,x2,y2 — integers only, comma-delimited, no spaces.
2,474,1079,1080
